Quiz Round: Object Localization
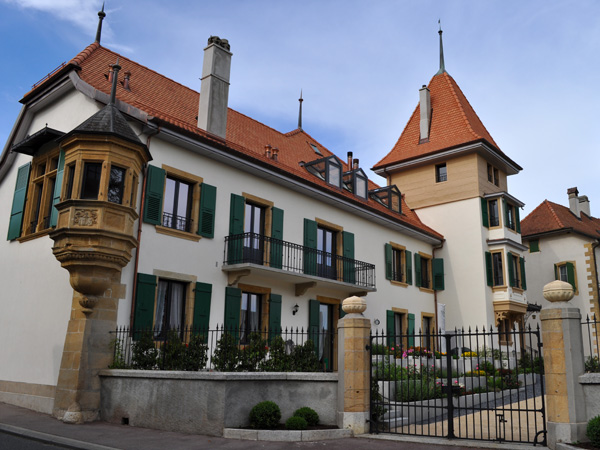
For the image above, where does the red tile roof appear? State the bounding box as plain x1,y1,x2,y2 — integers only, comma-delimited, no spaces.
373,72,520,171
521,200,600,239
23,43,442,241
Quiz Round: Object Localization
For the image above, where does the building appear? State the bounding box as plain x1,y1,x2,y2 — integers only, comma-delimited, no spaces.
372,29,529,347
521,187,600,348
0,27,447,419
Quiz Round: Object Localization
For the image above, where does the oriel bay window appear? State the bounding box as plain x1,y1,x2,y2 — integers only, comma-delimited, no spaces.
504,200,521,233
507,252,526,290
384,243,412,285
142,164,216,239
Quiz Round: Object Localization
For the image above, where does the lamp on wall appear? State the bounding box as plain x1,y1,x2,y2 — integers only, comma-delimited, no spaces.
374,319,380,326
292,304,299,315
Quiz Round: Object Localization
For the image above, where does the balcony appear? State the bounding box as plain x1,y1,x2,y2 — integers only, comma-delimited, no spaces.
223,232,376,296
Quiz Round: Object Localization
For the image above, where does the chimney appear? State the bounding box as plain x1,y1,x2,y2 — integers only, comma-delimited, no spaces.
347,151,353,169
123,71,131,91
198,36,232,139
265,144,272,158
353,158,359,170
272,148,279,161
579,195,591,217
419,85,431,141
568,187,579,216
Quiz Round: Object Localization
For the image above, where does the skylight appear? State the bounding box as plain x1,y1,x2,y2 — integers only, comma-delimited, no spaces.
304,156,342,188
369,185,402,213
309,143,322,156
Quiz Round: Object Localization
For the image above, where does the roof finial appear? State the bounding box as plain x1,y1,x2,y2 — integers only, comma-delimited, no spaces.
436,19,446,75
298,89,303,130
109,58,120,105
95,2,106,44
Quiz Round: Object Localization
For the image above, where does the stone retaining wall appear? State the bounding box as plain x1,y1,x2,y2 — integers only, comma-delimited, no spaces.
99,370,338,436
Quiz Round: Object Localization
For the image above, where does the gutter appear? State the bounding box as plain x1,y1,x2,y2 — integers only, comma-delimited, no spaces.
0,105,27,185
432,240,445,339
593,240,600,322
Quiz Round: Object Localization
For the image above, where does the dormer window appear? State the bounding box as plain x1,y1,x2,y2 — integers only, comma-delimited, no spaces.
305,156,342,188
369,185,402,213
309,143,323,156
343,168,368,199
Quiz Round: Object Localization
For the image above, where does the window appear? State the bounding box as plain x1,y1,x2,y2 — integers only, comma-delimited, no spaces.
309,297,341,371
107,165,127,204
317,226,337,280
435,163,447,182
487,164,500,186
422,315,434,351
529,239,540,253
369,185,402,213
243,202,265,264
241,292,262,343
507,252,526,290
414,253,444,291
385,243,412,285
142,165,216,239
303,219,354,283
154,279,187,338
488,199,500,227
80,162,102,199
386,309,415,348
493,168,499,187
485,251,504,287
342,168,368,200
555,261,577,293
304,156,342,188
504,200,521,233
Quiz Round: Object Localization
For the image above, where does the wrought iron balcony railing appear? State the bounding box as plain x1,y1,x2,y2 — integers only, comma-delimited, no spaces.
162,212,191,233
224,232,375,289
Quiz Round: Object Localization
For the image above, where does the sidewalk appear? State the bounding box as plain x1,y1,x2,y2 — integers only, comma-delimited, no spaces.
0,402,541,450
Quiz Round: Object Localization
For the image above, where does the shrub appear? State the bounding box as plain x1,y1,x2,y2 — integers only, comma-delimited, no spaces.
238,333,268,371
182,334,208,371
212,333,240,371
294,407,319,426
290,340,320,372
371,344,389,355
370,377,387,430
249,401,281,429
285,416,308,430
462,351,478,358
162,330,186,370
533,356,544,374
477,360,495,375
396,379,443,402
109,338,129,369
259,336,291,371
586,356,600,373
131,331,158,369
587,415,600,448
373,360,408,381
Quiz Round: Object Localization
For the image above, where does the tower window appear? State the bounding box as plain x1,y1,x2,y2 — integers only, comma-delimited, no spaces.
435,163,447,183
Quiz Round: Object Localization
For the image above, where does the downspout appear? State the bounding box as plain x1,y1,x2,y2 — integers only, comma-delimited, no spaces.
432,240,445,337
593,240,600,319
129,126,160,329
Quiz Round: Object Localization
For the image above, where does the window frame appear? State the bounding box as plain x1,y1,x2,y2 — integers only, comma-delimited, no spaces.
508,252,524,290
162,175,193,233
304,156,343,188
154,278,188,339
491,250,505,287
435,163,447,183
488,199,501,228
415,252,433,291
555,261,578,294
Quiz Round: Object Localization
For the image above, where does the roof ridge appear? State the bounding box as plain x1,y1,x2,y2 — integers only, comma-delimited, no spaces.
544,200,565,228
442,72,482,142
69,42,101,66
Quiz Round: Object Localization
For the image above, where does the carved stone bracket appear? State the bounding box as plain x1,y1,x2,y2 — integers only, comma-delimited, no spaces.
227,269,251,286
295,282,317,297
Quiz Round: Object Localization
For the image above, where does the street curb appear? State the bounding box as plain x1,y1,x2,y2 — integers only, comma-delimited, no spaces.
223,427,353,441
0,423,120,450
358,433,542,449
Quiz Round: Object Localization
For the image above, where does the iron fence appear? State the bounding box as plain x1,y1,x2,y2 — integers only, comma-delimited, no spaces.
370,325,545,445
582,315,600,366
224,232,376,289
162,212,191,232
110,325,337,373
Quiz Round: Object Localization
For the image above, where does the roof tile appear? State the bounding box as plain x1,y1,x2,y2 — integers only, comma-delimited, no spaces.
521,199,600,239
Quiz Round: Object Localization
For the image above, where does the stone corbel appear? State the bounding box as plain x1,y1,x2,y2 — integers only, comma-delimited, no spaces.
295,282,317,296
495,311,507,326
227,269,251,286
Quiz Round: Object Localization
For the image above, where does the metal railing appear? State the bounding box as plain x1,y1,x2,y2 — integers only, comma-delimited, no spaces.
582,315,600,364
162,212,191,232
224,232,376,289
110,325,337,373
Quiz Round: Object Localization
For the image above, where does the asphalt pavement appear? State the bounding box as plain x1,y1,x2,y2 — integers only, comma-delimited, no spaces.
0,402,541,450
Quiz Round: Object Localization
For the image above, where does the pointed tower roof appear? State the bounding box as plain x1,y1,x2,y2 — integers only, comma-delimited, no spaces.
373,71,520,172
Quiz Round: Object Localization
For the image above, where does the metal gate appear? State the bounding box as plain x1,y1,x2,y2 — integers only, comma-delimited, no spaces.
369,325,546,445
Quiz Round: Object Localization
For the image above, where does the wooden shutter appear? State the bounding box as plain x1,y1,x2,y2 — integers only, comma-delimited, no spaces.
224,287,241,335
386,310,395,346
49,149,65,227
515,207,521,233
227,194,245,263
198,183,216,238
133,273,157,338
406,250,412,285
520,257,527,290
503,198,509,227
414,253,422,287
507,253,515,287
433,258,444,291
7,162,31,240
192,282,212,337
529,239,539,253
566,262,576,291
342,231,355,283
143,165,165,225
268,294,282,342
554,263,559,280
339,303,346,319
308,299,320,353
485,252,493,286
407,313,415,347
384,244,393,280
270,207,284,269
303,219,318,275
481,197,489,228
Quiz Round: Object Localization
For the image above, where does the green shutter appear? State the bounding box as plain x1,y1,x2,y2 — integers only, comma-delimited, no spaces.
520,257,527,290
49,149,65,227
308,299,320,353
407,313,415,348
7,162,31,240
529,239,539,253
386,310,395,347
133,273,157,338
224,287,241,335
268,294,282,343
414,253,422,287
507,253,515,287
433,258,444,291
303,219,318,275
554,263,559,280
270,207,284,269
515,207,521,233
503,198,509,227
566,262,576,291
485,252,493,286
339,303,346,319
192,282,212,337
342,231,355,283
198,183,217,238
406,250,413,285
481,197,489,228
384,244,393,280
143,165,165,225
227,194,245,263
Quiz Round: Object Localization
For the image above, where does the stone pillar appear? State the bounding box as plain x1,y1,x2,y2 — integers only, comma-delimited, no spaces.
336,296,371,434
541,280,588,448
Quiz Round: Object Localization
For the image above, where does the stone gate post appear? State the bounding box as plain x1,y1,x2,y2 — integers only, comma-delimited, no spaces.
336,295,371,434
541,280,588,448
